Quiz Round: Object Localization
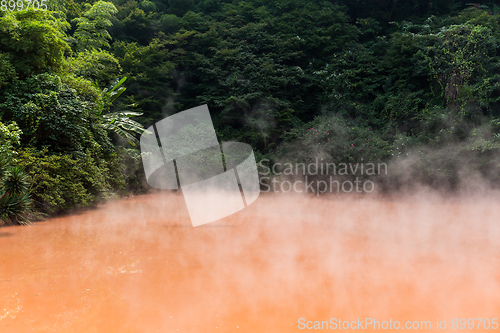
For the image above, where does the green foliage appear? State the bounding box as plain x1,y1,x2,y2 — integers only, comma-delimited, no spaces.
110,7,156,44
0,52,16,89
0,10,70,79
2,167,30,197
16,148,126,214
338,0,463,25
100,110,146,146
160,14,181,33
119,147,148,193
414,20,500,107
63,49,121,87
3,0,500,220
98,76,148,146
72,0,118,51
0,120,21,160
112,37,176,123
0,73,113,154
278,113,392,168
168,0,195,17
139,0,156,13
159,1,359,152
0,155,34,225
0,121,33,224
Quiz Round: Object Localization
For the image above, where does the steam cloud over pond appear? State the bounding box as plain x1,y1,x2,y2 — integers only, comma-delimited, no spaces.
0,191,499,332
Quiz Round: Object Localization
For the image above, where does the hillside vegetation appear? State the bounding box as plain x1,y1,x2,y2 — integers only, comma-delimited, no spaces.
1,0,500,223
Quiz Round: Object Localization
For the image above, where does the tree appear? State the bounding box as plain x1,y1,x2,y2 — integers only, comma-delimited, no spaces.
0,73,113,154
63,48,121,87
0,10,70,79
72,0,118,51
162,1,358,151
0,52,16,89
111,36,176,124
168,0,195,17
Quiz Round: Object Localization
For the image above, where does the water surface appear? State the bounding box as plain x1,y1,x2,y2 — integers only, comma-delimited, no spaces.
1,192,499,332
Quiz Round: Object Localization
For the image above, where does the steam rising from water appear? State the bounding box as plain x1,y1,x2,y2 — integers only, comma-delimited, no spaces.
0,191,499,332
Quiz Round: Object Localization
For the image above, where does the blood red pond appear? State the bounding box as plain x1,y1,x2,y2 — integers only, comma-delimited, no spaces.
1,192,499,332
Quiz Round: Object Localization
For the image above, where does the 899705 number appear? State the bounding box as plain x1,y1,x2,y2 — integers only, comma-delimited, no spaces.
1,0,47,11
451,318,499,330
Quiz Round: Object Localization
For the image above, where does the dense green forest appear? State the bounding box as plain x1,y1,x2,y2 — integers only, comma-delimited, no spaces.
1,0,500,224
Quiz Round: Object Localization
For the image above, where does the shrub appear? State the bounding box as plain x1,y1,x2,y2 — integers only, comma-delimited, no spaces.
16,148,126,214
